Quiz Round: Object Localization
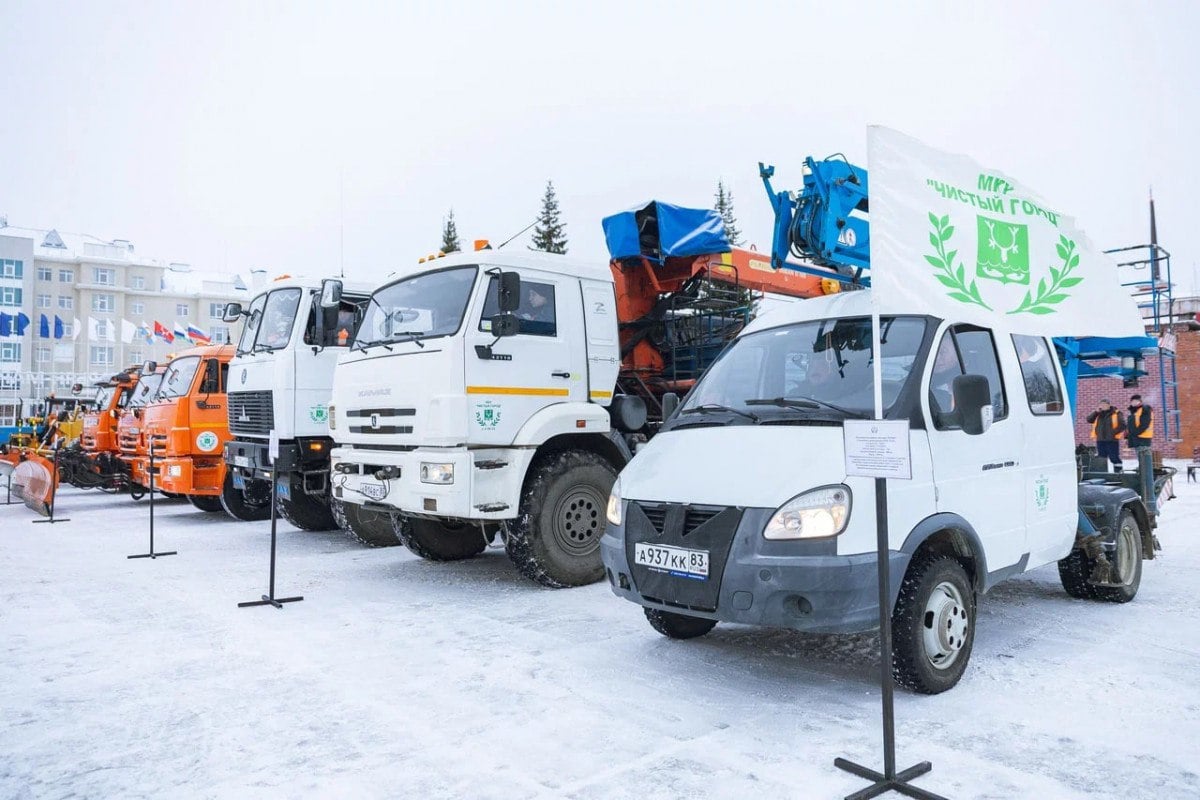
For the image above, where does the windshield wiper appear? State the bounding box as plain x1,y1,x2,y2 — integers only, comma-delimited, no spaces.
252,343,283,354
745,396,868,419
393,331,426,348
679,403,760,423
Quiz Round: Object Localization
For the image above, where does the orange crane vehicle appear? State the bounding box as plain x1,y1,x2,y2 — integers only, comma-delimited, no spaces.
133,344,236,512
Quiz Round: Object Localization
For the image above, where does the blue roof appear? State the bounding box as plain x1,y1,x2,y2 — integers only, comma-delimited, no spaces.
602,201,730,260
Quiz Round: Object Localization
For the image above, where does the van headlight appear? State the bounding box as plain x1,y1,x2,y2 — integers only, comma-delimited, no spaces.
605,478,623,526
420,462,454,485
764,486,851,540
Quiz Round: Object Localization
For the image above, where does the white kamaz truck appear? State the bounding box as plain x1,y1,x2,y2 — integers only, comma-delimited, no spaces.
222,276,397,544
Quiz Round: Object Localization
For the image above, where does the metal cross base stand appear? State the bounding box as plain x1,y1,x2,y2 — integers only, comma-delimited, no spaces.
835,478,947,800
128,449,176,559
238,468,303,610
33,445,70,524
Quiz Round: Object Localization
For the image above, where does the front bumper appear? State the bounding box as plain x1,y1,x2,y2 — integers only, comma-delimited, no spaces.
329,445,534,521
151,455,224,496
601,504,909,634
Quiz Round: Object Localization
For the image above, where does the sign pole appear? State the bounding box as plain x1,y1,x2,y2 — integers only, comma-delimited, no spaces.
128,444,176,559
239,430,303,609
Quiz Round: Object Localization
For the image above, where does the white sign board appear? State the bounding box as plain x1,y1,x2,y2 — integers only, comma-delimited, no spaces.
268,429,280,462
844,419,912,480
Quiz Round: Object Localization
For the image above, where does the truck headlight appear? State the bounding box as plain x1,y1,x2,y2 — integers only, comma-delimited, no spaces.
328,404,336,431
420,462,454,485
764,485,851,540
606,478,622,526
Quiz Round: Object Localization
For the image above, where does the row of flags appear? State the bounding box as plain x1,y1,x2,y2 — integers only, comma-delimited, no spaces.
0,312,211,345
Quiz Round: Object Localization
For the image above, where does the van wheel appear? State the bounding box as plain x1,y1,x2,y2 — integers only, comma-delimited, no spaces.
219,473,271,521
1059,509,1141,603
394,516,487,561
188,494,225,513
332,499,400,547
276,480,337,531
892,554,975,694
506,450,616,588
644,608,717,640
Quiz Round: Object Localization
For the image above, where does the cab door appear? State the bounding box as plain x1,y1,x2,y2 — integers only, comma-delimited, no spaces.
924,324,1027,571
466,267,587,444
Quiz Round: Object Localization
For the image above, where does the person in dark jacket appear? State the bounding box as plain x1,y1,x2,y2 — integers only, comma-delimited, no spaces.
1127,394,1154,449
1086,400,1126,471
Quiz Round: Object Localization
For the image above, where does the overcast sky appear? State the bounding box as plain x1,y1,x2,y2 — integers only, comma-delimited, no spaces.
2,1,1197,292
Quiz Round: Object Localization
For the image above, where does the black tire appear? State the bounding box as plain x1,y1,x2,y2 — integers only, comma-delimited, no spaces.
394,516,487,561
1059,509,1142,603
188,493,225,513
332,499,400,547
506,450,617,588
276,478,338,531
644,607,718,640
219,473,271,522
128,483,146,501
892,554,976,694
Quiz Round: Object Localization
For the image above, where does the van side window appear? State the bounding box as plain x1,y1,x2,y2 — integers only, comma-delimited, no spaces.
928,326,1008,430
480,277,557,337
1012,334,1064,415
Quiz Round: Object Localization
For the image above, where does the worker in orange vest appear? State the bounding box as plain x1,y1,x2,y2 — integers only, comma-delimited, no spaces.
1126,394,1153,450
1086,400,1125,472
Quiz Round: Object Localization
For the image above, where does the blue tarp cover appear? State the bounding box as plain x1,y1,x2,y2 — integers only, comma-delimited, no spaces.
602,201,730,260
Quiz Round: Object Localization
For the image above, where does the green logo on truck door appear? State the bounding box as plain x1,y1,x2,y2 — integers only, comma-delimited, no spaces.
474,401,501,429
309,404,329,424
196,431,219,452
1034,475,1050,512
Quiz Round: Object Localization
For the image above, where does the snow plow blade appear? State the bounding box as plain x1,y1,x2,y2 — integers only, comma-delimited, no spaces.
11,456,56,516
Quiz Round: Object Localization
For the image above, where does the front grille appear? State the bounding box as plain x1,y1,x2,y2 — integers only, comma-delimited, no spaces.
228,390,274,436
627,502,742,611
636,502,724,538
346,407,415,417
119,433,140,455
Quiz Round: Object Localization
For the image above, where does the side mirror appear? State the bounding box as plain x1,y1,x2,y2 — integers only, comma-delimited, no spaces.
320,279,343,309
222,302,243,322
142,360,157,374
490,313,519,338
497,271,521,313
661,391,680,420
953,374,993,435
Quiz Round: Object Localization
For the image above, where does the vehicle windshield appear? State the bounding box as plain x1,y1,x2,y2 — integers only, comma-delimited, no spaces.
679,316,928,419
94,386,117,408
358,266,477,347
237,293,267,354
128,374,163,407
256,288,302,350
157,356,201,400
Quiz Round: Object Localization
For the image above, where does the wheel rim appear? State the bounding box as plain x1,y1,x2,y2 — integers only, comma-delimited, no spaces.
1116,519,1140,585
551,485,606,557
922,580,969,671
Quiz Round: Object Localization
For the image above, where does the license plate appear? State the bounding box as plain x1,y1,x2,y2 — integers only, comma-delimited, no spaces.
233,455,250,468
275,480,291,499
359,482,387,501
232,473,246,489
634,542,709,580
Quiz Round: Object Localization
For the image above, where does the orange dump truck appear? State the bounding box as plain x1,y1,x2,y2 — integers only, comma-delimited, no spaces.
80,370,140,454
135,344,235,511
117,371,165,489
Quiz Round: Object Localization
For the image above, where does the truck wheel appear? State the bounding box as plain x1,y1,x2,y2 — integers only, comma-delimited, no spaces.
506,450,616,588
394,516,488,561
1059,509,1141,603
644,608,717,640
892,554,975,694
219,473,271,522
277,482,338,531
188,494,225,513
332,499,400,547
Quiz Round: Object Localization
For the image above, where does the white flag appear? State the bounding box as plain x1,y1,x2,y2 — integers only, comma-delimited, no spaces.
88,316,100,342
120,319,136,344
72,317,80,341
867,127,1144,337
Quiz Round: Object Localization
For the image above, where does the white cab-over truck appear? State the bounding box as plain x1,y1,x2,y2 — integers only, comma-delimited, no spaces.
221,276,384,538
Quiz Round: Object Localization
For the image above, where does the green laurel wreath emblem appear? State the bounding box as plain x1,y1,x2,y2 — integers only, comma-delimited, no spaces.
1007,235,1083,316
924,213,991,310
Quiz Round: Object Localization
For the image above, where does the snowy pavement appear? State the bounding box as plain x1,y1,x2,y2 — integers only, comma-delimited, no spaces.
2,478,1198,800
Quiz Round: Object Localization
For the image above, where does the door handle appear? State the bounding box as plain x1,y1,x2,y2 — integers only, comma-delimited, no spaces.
551,371,571,379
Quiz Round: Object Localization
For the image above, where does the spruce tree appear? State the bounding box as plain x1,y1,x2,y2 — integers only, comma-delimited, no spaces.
714,180,742,246
530,180,568,254
441,208,460,253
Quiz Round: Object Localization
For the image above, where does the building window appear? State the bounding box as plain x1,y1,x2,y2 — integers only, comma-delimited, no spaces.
0,374,20,391
0,342,21,362
129,349,144,364
37,294,52,309
209,302,225,319
90,346,114,366
0,287,21,306
0,259,23,278
59,296,73,310
176,303,190,317
0,400,19,427
37,347,51,363
59,269,74,283
93,294,115,312
131,275,146,290
211,325,231,344
37,266,52,282
131,301,145,315
93,267,115,285
61,322,73,338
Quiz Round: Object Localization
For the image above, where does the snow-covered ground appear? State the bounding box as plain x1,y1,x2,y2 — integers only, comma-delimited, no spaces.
2,475,1198,800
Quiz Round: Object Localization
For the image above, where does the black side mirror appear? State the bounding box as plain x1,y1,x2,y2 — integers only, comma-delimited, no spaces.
661,391,680,420
223,302,243,322
490,313,519,338
498,271,521,313
953,374,993,435
320,279,343,309
142,360,157,374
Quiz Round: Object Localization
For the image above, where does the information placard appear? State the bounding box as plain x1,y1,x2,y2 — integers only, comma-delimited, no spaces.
843,419,912,480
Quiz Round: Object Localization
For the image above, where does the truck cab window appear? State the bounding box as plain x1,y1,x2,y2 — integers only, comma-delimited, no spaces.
200,359,220,394
219,363,229,393
929,326,1008,430
1012,334,1064,415
480,277,557,337
259,288,302,350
